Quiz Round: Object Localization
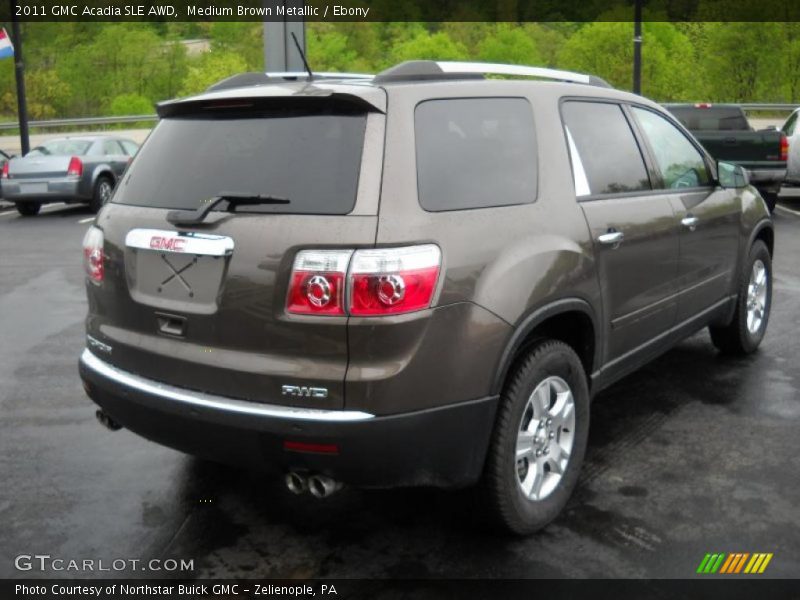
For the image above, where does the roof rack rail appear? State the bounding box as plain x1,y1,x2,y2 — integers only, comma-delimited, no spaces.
373,60,612,88
206,71,373,92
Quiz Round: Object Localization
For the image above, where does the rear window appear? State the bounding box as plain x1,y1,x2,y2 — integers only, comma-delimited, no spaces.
113,106,367,215
27,139,92,157
666,106,750,131
415,98,537,211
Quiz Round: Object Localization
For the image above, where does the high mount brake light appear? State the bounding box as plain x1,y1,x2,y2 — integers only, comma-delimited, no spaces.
82,226,104,284
286,245,442,317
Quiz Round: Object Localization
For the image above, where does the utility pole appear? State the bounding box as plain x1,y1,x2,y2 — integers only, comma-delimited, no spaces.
633,0,643,95
263,0,306,72
10,0,30,155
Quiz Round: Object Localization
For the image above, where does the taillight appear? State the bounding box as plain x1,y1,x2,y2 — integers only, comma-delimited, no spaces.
82,226,104,284
1,162,8,179
67,156,83,177
286,250,352,315
780,134,789,162
349,245,441,316
286,245,441,317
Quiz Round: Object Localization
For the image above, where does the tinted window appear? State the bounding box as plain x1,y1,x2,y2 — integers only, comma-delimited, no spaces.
667,106,749,131
415,98,537,211
561,101,650,196
27,139,91,157
120,140,138,156
113,107,367,215
632,107,711,189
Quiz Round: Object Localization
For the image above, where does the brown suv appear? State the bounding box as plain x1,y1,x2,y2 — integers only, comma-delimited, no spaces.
78,61,774,533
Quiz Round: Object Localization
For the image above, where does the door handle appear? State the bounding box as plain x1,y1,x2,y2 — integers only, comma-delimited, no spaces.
598,230,624,247
681,215,699,231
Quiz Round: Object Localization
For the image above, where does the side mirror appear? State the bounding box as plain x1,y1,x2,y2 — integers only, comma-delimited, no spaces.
718,161,748,189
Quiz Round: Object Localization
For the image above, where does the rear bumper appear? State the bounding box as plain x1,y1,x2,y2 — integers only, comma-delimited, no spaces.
1,178,84,202
747,168,786,192
78,349,497,489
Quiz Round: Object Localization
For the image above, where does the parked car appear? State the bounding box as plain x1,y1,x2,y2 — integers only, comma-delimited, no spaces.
0,149,10,200
664,103,787,212
1,135,138,216
780,107,800,186
78,62,773,534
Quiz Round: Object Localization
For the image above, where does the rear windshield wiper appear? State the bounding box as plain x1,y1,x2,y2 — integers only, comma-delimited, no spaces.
166,192,290,226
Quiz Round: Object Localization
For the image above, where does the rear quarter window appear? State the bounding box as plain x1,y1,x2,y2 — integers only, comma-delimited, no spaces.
415,98,537,211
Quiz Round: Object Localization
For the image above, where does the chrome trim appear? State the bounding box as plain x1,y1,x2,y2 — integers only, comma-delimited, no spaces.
681,215,699,231
598,231,624,246
86,334,112,355
565,126,591,197
437,61,592,84
125,229,234,256
80,349,375,422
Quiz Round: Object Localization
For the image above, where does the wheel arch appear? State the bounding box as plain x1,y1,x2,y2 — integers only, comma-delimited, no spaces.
491,298,599,396
90,165,116,187
750,219,774,257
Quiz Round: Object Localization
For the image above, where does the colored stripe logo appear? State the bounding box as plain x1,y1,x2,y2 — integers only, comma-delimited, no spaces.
697,552,773,574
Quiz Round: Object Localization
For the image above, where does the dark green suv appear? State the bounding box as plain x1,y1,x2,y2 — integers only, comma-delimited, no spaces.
79,61,774,533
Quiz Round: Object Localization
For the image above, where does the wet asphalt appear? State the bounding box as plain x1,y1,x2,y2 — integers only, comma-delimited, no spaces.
0,197,798,580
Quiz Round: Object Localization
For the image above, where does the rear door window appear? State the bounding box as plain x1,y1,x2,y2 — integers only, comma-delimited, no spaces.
561,101,651,196
113,105,368,215
415,98,537,211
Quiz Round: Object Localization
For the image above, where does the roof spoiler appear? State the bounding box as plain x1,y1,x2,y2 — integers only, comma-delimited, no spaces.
206,71,373,92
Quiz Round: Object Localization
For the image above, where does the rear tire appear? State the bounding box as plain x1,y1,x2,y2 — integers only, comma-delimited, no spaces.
16,202,40,216
709,240,772,355
481,339,590,534
90,177,114,213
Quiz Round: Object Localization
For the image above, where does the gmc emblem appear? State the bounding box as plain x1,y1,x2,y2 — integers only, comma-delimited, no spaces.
150,236,186,252
281,385,328,399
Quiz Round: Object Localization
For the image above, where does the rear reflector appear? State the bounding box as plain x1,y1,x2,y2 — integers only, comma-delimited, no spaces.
283,440,340,455
780,134,789,162
67,156,83,178
82,226,104,284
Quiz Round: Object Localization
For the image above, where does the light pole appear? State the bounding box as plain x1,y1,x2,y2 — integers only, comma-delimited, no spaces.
10,0,29,155
633,0,642,95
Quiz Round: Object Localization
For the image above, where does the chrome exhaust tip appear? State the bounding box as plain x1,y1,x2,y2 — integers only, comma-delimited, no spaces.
308,475,342,498
95,409,122,431
285,471,308,495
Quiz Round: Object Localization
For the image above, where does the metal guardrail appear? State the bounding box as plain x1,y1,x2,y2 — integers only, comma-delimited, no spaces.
0,114,158,131
0,103,797,132
740,104,799,112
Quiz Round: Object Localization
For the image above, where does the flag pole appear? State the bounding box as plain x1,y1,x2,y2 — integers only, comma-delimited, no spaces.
10,0,29,155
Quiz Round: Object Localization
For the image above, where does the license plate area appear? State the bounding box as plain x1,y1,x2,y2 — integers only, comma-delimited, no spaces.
124,229,234,315
20,183,47,194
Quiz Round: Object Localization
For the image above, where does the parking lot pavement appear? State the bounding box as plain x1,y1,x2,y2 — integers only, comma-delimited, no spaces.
0,202,798,580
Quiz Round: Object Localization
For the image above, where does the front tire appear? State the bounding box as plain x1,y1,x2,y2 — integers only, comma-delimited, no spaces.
709,240,772,355
90,177,114,213
16,202,41,216
481,339,590,534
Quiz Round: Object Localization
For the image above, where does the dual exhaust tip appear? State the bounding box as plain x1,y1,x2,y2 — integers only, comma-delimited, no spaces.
285,471,342,498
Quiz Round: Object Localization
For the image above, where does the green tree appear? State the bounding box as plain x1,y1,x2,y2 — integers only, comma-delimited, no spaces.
109,93,154,115
179,52,247,96
389,31,470,64
477,24,542,65
558,22,696,101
